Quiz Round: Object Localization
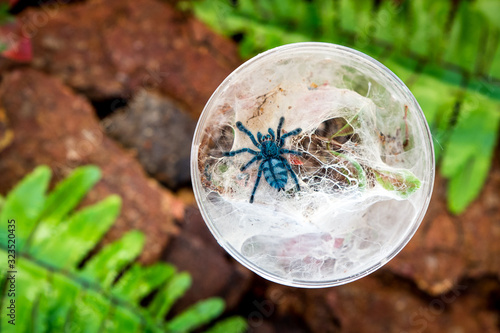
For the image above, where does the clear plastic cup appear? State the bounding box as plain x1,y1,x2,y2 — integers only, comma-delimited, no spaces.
191,42,434,288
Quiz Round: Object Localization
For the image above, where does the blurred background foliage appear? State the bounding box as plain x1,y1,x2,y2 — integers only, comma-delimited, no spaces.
0,166,247,333
184,0,500,214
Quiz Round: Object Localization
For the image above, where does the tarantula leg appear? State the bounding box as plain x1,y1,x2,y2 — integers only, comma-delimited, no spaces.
236,121,260,147
276,117,285,142
241,155,262,171
279,127,302,146
224,148,259,156
280,148,302,156
257,132,263,143
280,156,301,192
250,162,265,203
268,128,276,141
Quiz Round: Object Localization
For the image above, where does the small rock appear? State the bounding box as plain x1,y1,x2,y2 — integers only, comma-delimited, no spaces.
104,90,196,189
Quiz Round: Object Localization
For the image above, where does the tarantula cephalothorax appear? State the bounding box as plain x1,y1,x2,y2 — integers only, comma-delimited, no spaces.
224,117,303,203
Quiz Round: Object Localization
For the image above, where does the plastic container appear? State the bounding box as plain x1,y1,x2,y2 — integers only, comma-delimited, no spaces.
191,42,434,288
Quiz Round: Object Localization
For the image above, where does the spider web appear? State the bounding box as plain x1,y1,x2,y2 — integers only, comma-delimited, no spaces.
193,51,432,283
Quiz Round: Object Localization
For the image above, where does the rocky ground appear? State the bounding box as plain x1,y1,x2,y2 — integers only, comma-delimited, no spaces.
0,0,499,332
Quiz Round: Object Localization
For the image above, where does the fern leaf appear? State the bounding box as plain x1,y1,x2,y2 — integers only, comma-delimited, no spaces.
316,0,337,40
165,297,225,333
28,165,101,251
371,0,400,45
149,271,192,321
0,166,247,332
407,0,450,60
28,195,121,269
102,306,142,333
111,262,176,303
487,33,500,79
441,83,500,213
0,165,50,253
9,256,50,332
381,56,418,84
339,0,374,44
41,165,101,222
38,273,81,332
444,1,484,73
72,289,114,332
204,316,248,333
408,66,463,161
79,230,145,287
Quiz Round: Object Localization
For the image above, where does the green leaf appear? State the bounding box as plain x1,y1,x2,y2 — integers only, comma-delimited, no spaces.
406,66,463,161
407,0,450,59
443,1,485,73
0,166,245,332
70,289,113,333
488,34,500,79
441,87,500,214
339,0,373,36
2,255,49,333
38,273,81,332
382,56,419,83
373,168,422,198
165,297,225,333
112,262,176,303
0,165,50,252
371,0,400,45
28,195,121,269
28,165,101,251
102,306,142,333
79,230,145,288
328,150,367,190
149,271,192,320
316,0,338,40
475,0,500,28
42,165,101,221
204,316,248,333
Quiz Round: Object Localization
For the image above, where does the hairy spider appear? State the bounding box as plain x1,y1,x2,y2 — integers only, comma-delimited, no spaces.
224,117,303,203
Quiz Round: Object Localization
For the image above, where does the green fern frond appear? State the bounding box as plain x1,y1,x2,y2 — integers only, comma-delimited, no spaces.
187,0,500,214
0,166,247,333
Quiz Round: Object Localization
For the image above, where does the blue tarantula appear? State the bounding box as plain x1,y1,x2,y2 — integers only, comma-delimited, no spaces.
224,117,303,203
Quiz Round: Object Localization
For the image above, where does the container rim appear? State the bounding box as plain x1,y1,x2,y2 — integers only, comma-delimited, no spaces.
190,42,435,288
